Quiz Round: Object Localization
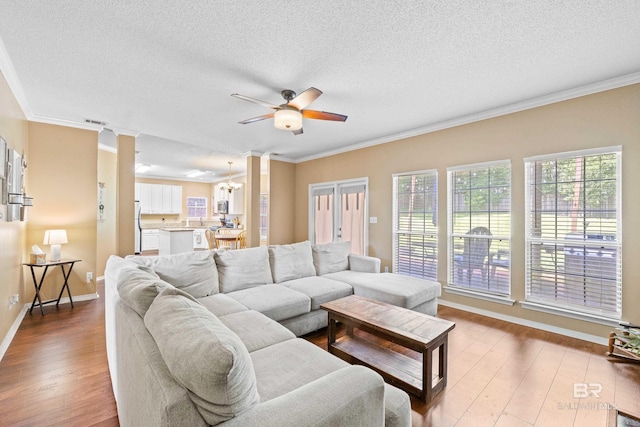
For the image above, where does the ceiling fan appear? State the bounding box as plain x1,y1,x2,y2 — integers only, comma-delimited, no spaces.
231,87,347,135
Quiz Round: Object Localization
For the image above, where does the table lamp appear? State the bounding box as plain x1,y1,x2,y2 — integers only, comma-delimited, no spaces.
43,229,68,262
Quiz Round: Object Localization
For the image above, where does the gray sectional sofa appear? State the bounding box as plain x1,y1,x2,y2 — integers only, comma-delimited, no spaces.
104,240,441,426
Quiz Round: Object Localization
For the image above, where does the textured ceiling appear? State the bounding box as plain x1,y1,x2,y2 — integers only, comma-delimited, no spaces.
0,1,639,181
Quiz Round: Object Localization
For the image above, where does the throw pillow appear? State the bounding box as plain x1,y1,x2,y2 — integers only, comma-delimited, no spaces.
144,287,260,424
268,241,316,283
116,264,172,317
126,250,219,298
214,246,273,293
312,241,351,275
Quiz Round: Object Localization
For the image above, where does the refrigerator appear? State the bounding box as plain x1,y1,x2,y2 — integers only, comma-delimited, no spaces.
135,200,141,254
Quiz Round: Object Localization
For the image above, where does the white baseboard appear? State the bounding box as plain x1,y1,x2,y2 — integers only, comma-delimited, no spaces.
438,299,609,346
0,304,28,362
0,292,100,363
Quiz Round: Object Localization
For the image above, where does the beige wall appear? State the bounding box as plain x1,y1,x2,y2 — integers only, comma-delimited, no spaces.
0,71,28,347
97,148,117,277
296,84,640,338
268,159,295,245
27,122,98,301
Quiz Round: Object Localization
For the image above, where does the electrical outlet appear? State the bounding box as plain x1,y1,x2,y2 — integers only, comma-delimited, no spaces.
9,294,19,306
86,272,93,283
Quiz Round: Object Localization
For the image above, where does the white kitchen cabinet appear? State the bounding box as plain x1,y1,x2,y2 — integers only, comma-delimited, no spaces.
170,185,182,214
138,183,183,214
141,229,159,251
150,185,163,213
228,187,244,215
139,183,153,213
162,185,172,213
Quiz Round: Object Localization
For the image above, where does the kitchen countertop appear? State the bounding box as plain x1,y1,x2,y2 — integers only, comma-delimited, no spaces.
141,222,220,230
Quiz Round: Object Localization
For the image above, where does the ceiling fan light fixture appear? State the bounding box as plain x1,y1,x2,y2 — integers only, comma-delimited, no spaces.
274,108,302,131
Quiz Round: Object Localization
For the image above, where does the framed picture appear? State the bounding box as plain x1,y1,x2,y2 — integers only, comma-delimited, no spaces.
0,137,6,179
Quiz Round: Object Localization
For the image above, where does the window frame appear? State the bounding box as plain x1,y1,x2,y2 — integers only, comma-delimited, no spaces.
523,146,622,321
447,160,512,298
186,196,208,219
392,169,438,280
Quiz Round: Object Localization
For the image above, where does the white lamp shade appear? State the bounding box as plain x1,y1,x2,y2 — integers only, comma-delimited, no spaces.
274,109,302,131
43,229,68,245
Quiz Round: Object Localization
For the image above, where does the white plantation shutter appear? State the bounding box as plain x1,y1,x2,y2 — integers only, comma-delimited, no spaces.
447,161,511,296
392,170,438,280
524,147,622,319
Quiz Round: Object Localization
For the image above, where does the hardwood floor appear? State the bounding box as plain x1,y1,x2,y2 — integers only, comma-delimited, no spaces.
0,281,118,426
1,282,638,426
307,307,640,426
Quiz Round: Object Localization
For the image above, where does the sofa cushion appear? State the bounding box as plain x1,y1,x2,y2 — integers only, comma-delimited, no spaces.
268,241,316,283
226,285,310,322
324,271,441,309
218,310,295,352
116,264,178,317
312,241,350,275
126,250,218,298
250,339,349,402
281,276,353,310
214,246,273,293
144,287,259,425
198,293,249,317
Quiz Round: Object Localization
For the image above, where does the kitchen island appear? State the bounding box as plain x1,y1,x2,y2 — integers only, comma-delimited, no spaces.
158,228,194,256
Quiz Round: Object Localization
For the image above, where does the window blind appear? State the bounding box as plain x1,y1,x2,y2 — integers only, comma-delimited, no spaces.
392,170,438,280
447,161,511,295
524,148,621,319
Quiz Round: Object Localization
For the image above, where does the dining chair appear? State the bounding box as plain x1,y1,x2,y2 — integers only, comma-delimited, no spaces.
204,229,217,249
236,230,247,249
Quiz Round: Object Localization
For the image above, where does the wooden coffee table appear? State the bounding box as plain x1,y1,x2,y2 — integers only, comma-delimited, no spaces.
320,295,455,402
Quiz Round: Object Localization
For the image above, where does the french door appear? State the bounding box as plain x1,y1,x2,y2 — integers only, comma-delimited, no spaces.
309,178,368,255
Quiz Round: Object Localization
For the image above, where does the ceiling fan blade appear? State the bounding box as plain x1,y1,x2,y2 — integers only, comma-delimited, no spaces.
288,87,322,110
231,93,279,109
238,112,274,124
292,127,304,136
302,110,348,122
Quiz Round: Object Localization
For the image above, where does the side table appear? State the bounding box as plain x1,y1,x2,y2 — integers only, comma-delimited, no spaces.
23,259,81,315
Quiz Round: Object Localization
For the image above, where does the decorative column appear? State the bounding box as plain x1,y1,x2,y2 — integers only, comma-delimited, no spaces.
244,152,262,247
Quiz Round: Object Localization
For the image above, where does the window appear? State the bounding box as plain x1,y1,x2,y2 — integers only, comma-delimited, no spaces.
186,197,207,218
393,170,437,280
524,147,621,319
447,161,511,295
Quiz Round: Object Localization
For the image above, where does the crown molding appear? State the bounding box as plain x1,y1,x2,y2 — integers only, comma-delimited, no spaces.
295,71,640,163
98,143,117,153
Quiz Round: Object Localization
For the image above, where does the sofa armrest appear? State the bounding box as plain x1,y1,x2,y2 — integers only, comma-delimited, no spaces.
349,254,381,273
223,366,385,427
